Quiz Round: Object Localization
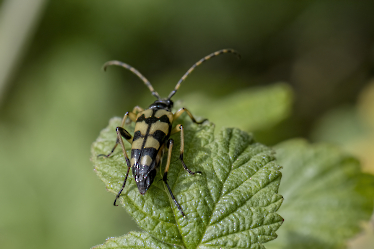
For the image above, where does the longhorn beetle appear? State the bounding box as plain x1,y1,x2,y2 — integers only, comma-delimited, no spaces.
98,49,240,216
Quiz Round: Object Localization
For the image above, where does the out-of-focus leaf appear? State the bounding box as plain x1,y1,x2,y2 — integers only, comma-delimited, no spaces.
312,81,374,175
92,115,283,248
266,139,374,249
182,83,293,133
311,106,367,146
358,80,374,129
348,215,374,249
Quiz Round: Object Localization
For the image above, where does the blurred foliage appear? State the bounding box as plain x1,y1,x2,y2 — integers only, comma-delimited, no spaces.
267,139,374,249
312,81,374,175
311,81,374,248
182,83,293,133
1,0,374,249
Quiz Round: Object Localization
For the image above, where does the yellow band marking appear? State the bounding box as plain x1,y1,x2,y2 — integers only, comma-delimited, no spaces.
137,109,153,119
131,158,136,167
132,137,144,150
140,155,152,166
154,109,173,123
144,136,160,149
134,121,148,136
149,121,169,135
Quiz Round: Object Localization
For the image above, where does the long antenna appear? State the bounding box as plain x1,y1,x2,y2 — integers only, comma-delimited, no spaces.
167,49,240,100
103,60,161,100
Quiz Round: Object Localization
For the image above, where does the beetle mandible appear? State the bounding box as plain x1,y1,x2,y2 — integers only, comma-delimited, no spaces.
99,49,240,216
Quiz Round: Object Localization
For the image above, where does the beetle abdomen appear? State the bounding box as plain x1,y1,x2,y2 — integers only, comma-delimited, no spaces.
130,107,173,194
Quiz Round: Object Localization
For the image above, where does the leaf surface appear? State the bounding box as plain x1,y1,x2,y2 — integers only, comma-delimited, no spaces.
92,115,283,248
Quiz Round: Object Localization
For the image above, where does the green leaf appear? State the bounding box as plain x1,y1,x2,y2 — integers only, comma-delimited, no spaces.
91,115,283,249
311,105,368,146
266,139,374,249
181,83,293,132
92,232,179,249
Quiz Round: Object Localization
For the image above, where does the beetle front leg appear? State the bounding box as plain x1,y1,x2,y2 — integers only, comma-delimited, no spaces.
171,124,201,175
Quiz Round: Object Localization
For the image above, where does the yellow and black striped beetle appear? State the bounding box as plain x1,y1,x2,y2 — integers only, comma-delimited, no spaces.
99,49,239,216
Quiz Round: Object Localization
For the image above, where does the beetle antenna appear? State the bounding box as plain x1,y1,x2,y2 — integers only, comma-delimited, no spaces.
167,49,240,100
103,60,161,100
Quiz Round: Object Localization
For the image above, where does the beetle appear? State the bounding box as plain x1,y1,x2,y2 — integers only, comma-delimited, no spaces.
99,49,239,216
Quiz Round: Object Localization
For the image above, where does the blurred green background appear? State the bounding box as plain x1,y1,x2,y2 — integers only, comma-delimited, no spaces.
1,1,374,248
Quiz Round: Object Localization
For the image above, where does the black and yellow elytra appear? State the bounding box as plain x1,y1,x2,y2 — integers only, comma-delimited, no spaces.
98,49,240,217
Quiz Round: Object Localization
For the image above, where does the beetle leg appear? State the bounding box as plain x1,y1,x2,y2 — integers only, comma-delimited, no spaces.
163,139,185,217
97,126,133,158
173,107,207,124
113,164,131,206
124,106,144,125
122,106,143,126
132,105,144,114
170,124,202,175
113,126,132,206
99,111,136,158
